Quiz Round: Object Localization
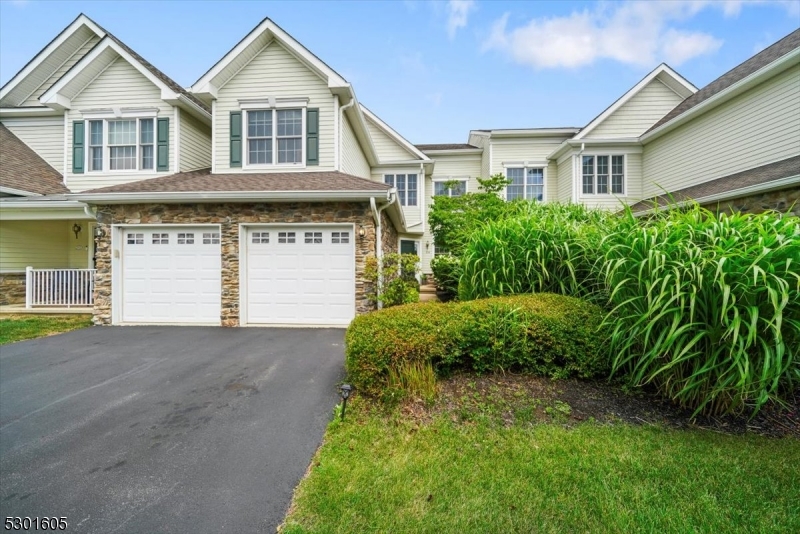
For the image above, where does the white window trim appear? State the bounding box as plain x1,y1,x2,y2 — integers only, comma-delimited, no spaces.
384,172,419,207
580,154,627,197
242,107,307,170
85,115,159,174
502,163,547,202
432,176,469,197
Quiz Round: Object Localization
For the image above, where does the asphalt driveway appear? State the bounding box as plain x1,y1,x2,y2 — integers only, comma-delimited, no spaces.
0,326,345,533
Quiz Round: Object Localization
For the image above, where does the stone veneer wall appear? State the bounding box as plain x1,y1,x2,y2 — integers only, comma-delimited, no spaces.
703,186,800,217
381,211,399,255
93,202,388,326
0,272,26,305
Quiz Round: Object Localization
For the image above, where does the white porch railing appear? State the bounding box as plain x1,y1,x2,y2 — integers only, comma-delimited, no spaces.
25,267,96,308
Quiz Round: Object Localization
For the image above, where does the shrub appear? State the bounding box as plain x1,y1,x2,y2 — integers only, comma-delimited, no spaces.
364,253,420,308
459,202,614,301
345,294,609,397
429,254,461,300
601,206,800,416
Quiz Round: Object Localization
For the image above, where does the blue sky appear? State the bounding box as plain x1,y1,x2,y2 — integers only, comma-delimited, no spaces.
0,1,797,143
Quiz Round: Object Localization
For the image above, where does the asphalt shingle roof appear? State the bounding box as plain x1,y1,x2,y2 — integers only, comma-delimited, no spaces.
628,155,800,213
646,28,800,134
0,123,69,195
78,168,391,194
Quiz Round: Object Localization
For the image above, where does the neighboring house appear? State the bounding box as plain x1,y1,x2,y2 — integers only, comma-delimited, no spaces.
0,15,797,327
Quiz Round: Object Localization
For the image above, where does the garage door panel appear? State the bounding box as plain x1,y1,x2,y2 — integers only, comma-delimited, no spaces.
121,226,221,324
246,226,355,325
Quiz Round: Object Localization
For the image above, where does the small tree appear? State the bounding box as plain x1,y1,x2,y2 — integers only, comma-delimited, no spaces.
428,173,515,256
364,253,420,308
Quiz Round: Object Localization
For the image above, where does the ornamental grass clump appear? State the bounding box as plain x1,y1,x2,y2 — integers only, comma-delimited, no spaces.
459,202,613,301
601,206,800,416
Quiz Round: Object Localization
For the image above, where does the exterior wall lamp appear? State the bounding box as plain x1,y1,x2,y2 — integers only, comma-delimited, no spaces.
72,223,82,239
358,224,366,239
94,226,105,239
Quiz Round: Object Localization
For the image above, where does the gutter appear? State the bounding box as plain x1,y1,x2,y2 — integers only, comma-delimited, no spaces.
69,189,393,204
370,188,398,310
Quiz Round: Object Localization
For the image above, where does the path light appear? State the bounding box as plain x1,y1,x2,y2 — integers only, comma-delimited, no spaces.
338,384,353,421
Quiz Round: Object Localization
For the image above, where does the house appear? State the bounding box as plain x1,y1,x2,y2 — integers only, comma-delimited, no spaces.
0,15,797,327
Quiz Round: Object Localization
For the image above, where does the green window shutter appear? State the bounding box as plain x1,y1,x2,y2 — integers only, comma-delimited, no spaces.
230,111,242,167
72,121,85,174
156,117,169,171
306,108,319,166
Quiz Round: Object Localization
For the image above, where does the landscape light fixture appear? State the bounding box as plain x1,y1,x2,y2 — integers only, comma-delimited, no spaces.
72,223,82,239
338,384,353,420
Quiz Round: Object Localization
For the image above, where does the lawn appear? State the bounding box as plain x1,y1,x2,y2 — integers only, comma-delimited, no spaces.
0,314,92,345
282,397,800,533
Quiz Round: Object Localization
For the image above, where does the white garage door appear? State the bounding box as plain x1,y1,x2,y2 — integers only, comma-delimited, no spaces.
121,226,221,324
245,225,355,326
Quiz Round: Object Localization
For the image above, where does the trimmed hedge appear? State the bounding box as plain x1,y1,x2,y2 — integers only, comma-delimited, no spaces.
345,294,609,397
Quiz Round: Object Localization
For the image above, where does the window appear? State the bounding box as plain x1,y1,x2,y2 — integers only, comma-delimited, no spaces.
582,155,625,195
433,179,467,197
331,231,349,244
506,167,544,201
152,233,169,245
203,232,220,245
126,233,143,245
86,118,155,172
384,174,418,206
278,232,296,244
251,232,269,244
247,109,303,166
177,233,194,244
304,231,322,244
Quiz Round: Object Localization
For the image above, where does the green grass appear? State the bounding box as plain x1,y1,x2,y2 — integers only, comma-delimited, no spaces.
283,400,800,534
0,314,92,345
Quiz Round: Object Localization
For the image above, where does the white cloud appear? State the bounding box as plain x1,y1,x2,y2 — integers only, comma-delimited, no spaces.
482,0,795,70
446,0,476,40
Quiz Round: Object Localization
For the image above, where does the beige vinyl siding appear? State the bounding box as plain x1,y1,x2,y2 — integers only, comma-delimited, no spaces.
22,35,102,107
214,41,335,172
578,151,643,211
0,25,98,107
1,116,65,173
372,166,423,227
492,137,569,202
65,57,175,192
340,114,370,178
365,116,416,162
585,79,685,139
0,221,75,271
642,64,800,198
557,155,573,202
180,111,212,172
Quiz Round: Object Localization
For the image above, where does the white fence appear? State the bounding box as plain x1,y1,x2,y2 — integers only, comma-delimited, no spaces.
25,267,96,308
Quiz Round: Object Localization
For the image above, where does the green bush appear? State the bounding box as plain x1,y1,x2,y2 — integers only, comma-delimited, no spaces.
430,254,461,300
457,202,800,416
364,253,420,308
345,294,609,397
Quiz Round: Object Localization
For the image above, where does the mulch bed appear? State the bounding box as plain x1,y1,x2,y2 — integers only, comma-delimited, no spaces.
405,372,799,439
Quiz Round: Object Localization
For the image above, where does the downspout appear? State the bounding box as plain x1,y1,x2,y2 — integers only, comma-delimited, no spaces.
573,142,585,203
339,98,356,170
83,204,97,220
370,188,397,310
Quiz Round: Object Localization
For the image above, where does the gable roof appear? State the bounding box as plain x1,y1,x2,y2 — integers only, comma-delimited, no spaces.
0,14,105,107
645,28,800,136
574,63,697,140
191,17,349,100
0,123,69,195
628,155,800,214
